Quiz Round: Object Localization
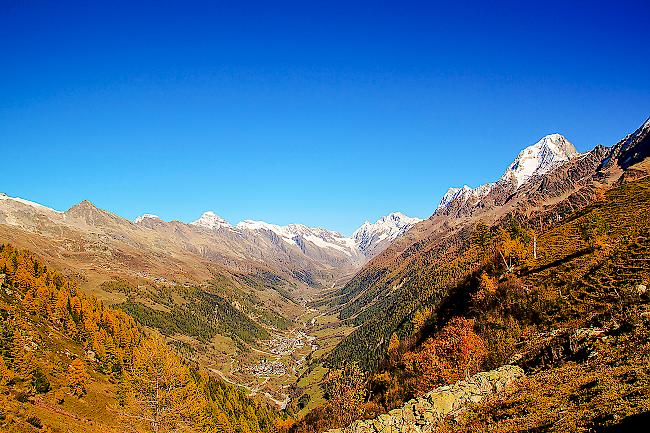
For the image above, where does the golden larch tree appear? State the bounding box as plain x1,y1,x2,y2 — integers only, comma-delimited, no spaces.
67,358,90,397
120,335,205,433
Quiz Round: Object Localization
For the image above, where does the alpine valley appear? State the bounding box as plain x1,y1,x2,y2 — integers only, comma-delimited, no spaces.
1,116,649,433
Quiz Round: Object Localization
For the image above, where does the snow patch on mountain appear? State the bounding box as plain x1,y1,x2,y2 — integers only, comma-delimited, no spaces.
236,220,359,255
436,183,493,211
352,212,422,256
236,220,299,245
0,193,62,214
134,214,161,224
191,211,231,230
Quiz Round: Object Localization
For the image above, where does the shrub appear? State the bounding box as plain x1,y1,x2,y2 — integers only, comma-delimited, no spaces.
15,391,30,403
26,415,42,428
31,367,50,394
403,317,487,395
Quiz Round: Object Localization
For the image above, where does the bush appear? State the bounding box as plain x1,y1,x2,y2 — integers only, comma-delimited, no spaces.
478,315,523,369
15,391,30,403
31,367,50,394
297,393,311,410
26,415,42,428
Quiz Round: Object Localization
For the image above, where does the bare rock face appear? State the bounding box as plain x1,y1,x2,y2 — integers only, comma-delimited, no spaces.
326,365,525,433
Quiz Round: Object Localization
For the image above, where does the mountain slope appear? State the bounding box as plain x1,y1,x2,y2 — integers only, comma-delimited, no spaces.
300,158,650,433
326,117,650,369
437,174,650,433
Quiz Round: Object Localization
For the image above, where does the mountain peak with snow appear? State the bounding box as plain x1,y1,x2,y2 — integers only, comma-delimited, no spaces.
352,212,422,257
191,211,231,230
436,183,493,211
437,186,471,210
232,213,419,259
500,133,578,189
134,214,162,224
235,220,360,258
436,133,579,213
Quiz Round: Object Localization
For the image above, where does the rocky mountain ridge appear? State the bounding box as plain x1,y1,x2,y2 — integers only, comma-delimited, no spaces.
0,191,419,302
436,133,581,217
139,208,423,262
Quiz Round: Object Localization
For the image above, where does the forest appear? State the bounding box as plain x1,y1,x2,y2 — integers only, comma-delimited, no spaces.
0,244,281,433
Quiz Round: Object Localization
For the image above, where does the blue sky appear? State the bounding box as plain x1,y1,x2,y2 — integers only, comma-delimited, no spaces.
1,1,648,235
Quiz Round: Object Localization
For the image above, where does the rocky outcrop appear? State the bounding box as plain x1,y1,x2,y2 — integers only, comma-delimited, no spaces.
326,365,525,433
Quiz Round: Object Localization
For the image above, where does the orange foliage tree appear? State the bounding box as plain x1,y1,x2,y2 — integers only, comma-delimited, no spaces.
403,317,487,395
472,272,498,310
67,358,90,397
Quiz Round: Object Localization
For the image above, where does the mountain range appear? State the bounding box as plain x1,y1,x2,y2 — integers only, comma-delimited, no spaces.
0,191,420,300
3,118,648,308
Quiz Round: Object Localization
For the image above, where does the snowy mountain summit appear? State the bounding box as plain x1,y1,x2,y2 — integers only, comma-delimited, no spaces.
437,133,579,213
499,134,578,189
352,212,422,257
436,184,493,211
134,214,162,224
191,211,231,230
236,220,360,257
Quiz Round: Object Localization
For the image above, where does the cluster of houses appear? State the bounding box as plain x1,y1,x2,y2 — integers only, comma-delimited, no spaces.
249,359,287,377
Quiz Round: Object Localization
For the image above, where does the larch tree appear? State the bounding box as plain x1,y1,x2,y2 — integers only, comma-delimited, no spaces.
119,335,206,433
67,358,90,397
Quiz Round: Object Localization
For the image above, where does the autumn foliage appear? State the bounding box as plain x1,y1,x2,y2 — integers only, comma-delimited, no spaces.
67,358,90,397
403,317,487,395
0,244,279,433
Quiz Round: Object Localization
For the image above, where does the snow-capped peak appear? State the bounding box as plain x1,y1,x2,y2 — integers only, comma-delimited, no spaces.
235,213,420,258
236,220,296,241
437,186,472,210
436,133,578,213
436,183,493,211
236,220,359,255
134,214,161,224
500,133,578,189
0,192,62,214
352,212,422,256
191,211,231,230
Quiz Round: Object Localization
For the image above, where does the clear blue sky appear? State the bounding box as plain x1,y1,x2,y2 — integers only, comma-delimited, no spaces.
1,1,648,235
